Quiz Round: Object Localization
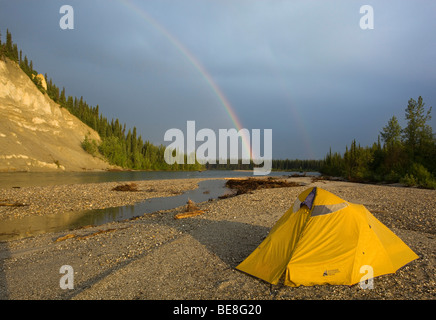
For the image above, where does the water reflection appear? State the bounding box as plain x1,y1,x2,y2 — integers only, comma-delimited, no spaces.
0,180,231,241
0,170,319,188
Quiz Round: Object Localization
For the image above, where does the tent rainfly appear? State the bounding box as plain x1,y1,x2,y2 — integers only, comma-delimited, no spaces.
236,187,419,287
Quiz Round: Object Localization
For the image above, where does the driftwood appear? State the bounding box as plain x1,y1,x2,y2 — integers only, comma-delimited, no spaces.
225,177,300,196
174,210,206,219
186,199,199,212
174,199,205,219
54,234,76,242
0,202,28,207
54,228,119,242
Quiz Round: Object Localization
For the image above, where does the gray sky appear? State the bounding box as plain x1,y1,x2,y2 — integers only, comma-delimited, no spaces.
1,0,435,159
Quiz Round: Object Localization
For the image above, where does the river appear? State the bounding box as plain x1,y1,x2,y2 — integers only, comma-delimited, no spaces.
0,170,320,188
0,170,319,241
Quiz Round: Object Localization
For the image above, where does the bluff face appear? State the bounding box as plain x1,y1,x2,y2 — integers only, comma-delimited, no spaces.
0,58,112,172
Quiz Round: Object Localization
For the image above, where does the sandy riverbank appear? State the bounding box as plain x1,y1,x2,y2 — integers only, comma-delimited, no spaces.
0,177,434,300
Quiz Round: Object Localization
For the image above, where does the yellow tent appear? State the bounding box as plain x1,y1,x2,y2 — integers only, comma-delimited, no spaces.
236,187,418,287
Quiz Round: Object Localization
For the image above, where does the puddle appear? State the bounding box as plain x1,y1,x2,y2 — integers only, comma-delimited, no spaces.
0,179,232,241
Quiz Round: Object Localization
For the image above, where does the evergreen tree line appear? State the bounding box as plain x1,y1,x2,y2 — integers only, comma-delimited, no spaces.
321,96,436,189
205,159,323,172
63,95,201,171
271,159,324,172
1,29,330,174
0,29,46,92
1,29,203,171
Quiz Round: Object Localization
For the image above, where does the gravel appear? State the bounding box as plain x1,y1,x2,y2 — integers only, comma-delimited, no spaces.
0,177,434,300
0,178,203,221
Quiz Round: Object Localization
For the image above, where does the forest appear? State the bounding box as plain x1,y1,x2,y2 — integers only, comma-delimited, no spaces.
0,29,322,173
205,159,323,172
321,96,436,189
1,29,204,171
4,28,433,187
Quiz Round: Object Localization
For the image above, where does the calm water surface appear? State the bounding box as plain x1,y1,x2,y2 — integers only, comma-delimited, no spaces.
0,170,319,241
0,179,232,241
0,170,319,188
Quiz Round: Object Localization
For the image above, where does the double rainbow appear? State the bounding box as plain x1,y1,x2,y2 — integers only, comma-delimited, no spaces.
118,0,253,159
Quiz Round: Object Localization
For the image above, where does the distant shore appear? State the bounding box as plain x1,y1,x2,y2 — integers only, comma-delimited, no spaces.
0,176,434,299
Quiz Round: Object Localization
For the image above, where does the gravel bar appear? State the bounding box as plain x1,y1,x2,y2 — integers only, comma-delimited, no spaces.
0,177,434,300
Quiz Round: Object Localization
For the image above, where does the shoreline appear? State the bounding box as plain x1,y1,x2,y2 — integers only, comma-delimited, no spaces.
0,177,220,221
0,177,434,299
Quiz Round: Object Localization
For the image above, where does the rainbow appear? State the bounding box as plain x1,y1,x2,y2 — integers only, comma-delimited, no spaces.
117,0,253,159
263,46,316,159
274,77,316,159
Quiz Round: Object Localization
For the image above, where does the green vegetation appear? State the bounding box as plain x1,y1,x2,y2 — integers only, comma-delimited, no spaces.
2,28,324,173
321,96,436,189
0,29,46,93
205,159,323,172
7,28,433,185
81,134,99,157
1,28,203,171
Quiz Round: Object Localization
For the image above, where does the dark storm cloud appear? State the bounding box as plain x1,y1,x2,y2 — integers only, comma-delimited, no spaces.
1,0,435,159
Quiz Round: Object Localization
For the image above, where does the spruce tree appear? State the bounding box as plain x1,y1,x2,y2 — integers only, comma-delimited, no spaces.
6,29,12,56
12,43,18,61
380,116,402,149
402,96,432,161
0,30,3,58
60,87,66,106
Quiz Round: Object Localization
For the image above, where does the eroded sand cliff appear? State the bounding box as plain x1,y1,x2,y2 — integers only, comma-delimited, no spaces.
0,58,111,172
